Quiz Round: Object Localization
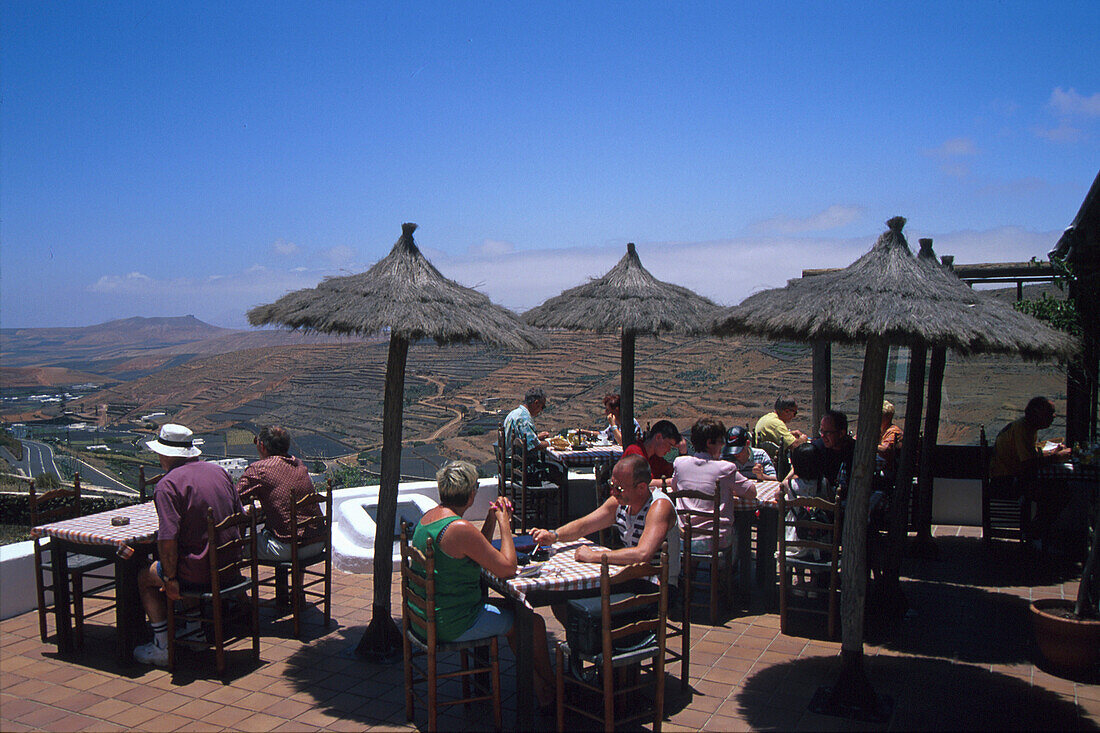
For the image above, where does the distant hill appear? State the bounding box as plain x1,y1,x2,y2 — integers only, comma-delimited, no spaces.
0,315,374,382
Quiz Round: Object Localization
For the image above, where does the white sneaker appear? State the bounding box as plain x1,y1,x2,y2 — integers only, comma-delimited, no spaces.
134,641,168,667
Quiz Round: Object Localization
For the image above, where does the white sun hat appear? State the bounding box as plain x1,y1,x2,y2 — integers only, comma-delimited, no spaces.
146,423,202,458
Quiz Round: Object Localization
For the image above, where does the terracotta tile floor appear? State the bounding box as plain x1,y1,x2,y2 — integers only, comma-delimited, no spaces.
2,525,1097,731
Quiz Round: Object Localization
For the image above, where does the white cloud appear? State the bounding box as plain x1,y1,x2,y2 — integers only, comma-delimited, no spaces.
76,225,1063,329
468,238,516,257
1048,87,1100,117
750,205,863,234
272,239,300,256
923,137,978,159
1034,122,1085,143
88,271,153,292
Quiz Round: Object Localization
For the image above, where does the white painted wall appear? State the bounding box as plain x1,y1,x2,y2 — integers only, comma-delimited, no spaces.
1,541,41,620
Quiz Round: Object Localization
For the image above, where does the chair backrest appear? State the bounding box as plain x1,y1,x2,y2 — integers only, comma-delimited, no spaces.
204,505,258,596
598,543,668,664
292,477,333,554
667,486,723,560
594,460,617,547
758,439,781,462
495,424,509,498
399,520,436,648
510,436,531,488
777,492,843,564
139,465,164,501
29,473,82,526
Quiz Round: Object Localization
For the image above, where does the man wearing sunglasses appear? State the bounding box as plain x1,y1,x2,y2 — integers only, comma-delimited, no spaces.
530,453,679,581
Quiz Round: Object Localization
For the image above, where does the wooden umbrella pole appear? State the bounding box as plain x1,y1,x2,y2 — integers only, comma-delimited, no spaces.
912,345,946,557
356,333,409,661
621,329,636,448
814,336,892,721
883,342,927,594
812,340,832,437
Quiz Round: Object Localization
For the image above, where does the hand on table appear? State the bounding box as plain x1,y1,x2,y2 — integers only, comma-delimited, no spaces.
574,545,605,564
537,431,551,440
752,463,767,480
530,527,557,547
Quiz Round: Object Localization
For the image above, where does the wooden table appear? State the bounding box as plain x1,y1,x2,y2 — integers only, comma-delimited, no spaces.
32,502,158,665
482,538,624,728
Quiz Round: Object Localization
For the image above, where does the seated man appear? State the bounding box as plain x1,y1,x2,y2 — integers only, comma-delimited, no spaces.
877,400,903,480
755,396,809,454
502,386,564,484
530,454,679,582
721,425,777,480
811,409,855,493
135,424,244,666
236,425,323,561
990,396,1073,548
622,419,686,489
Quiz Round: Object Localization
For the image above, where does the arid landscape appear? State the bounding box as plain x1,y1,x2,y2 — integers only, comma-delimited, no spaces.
1,306,1069,471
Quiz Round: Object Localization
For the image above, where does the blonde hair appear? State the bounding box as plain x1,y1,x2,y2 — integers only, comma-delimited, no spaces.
882,400,895,420
436,460,480,508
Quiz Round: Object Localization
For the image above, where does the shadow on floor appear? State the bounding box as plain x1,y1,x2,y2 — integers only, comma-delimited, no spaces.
735,654,1096,732
902,535,1082,589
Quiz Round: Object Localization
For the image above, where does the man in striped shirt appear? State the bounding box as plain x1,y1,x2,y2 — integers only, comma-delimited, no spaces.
530,454,679,582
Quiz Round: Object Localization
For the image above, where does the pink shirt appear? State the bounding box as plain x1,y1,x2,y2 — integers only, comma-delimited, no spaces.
670,453,757,548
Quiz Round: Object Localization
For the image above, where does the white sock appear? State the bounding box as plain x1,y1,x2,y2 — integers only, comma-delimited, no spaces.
151,620,168,648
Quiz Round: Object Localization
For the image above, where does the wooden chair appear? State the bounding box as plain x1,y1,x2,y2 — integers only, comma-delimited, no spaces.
668,485,734,626
138,465,163,501
758,439,782,464
167,507,260,676
30,474,116,648
257,478,333,638
777,493,842,638
399,522,503,731
555,547,669,732
494,424,517,513
510,436,560,534
980,425,1029,546
593,460,619,548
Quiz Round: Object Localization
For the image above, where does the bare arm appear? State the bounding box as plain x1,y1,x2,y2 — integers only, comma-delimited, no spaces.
531,498,618,547
441,511,518,579
574,500,675,566
157,539,181,601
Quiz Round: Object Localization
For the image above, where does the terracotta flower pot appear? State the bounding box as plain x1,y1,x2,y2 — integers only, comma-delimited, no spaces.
1030,598,1100,675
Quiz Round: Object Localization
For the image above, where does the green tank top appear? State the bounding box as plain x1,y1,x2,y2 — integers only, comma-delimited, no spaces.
411,515,483,642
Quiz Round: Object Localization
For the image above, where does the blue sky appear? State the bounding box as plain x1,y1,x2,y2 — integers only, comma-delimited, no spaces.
3,2,1098,329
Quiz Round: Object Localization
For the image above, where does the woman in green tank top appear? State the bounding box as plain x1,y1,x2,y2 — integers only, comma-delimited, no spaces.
411,461,555,706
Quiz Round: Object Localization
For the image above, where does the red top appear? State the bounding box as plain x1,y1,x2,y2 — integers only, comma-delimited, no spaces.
623,442,674,479
155,460,243,585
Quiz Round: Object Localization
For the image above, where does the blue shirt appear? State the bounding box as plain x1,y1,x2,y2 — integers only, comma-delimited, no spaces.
503,404,540,457
721,446,776,478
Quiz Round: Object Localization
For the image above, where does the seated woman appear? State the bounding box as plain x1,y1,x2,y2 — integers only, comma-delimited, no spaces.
877,400,903,480
581,392,642,446
669,418,756,553
412,461,554,705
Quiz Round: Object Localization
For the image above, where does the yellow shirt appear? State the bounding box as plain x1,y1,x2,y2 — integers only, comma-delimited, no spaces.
989,418,1038,478
755,411,797,449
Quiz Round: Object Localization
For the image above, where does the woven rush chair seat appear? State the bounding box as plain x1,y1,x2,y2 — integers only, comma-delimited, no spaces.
399,521,503,731
31,474,116,649
167,507,260,676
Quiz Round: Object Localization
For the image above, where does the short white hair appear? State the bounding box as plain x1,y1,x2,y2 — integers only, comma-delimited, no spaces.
436,460,479,508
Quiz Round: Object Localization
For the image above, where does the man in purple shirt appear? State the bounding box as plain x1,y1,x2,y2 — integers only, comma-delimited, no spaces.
134,423,243,666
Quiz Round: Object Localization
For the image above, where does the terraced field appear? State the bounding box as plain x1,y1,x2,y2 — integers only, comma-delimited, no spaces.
68,332,1067,472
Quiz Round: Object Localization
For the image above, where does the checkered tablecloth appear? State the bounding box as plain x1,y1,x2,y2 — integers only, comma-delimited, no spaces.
547,445,623,468
730,479,782,510
31,502,158,559
482,539,631,608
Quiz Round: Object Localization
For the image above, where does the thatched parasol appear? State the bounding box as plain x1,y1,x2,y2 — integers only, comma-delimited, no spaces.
248,222,544,660
522,242,721,445
711,217,1076,720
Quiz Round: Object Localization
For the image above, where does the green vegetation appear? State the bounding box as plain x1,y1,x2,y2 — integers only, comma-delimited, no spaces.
674,368,717,383
34,473,60,489
459,424,490,437
0,430,23,461
1014,256,1082,337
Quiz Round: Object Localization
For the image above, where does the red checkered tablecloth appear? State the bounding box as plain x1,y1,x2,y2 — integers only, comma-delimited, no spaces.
547,445,623,468
482,539,631,608
730,479,782,510
31,502,158,559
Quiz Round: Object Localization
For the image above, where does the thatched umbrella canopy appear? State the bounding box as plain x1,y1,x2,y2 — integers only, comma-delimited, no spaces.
711,217,1076,720
248,222,544,660
522,242,720,445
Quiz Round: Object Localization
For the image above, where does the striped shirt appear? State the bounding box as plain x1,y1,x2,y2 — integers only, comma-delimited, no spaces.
614,488,680,583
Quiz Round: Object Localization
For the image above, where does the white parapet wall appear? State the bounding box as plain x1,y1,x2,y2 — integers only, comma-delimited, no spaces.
0,477,502,619
332,477,499,574
1,541,41,621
